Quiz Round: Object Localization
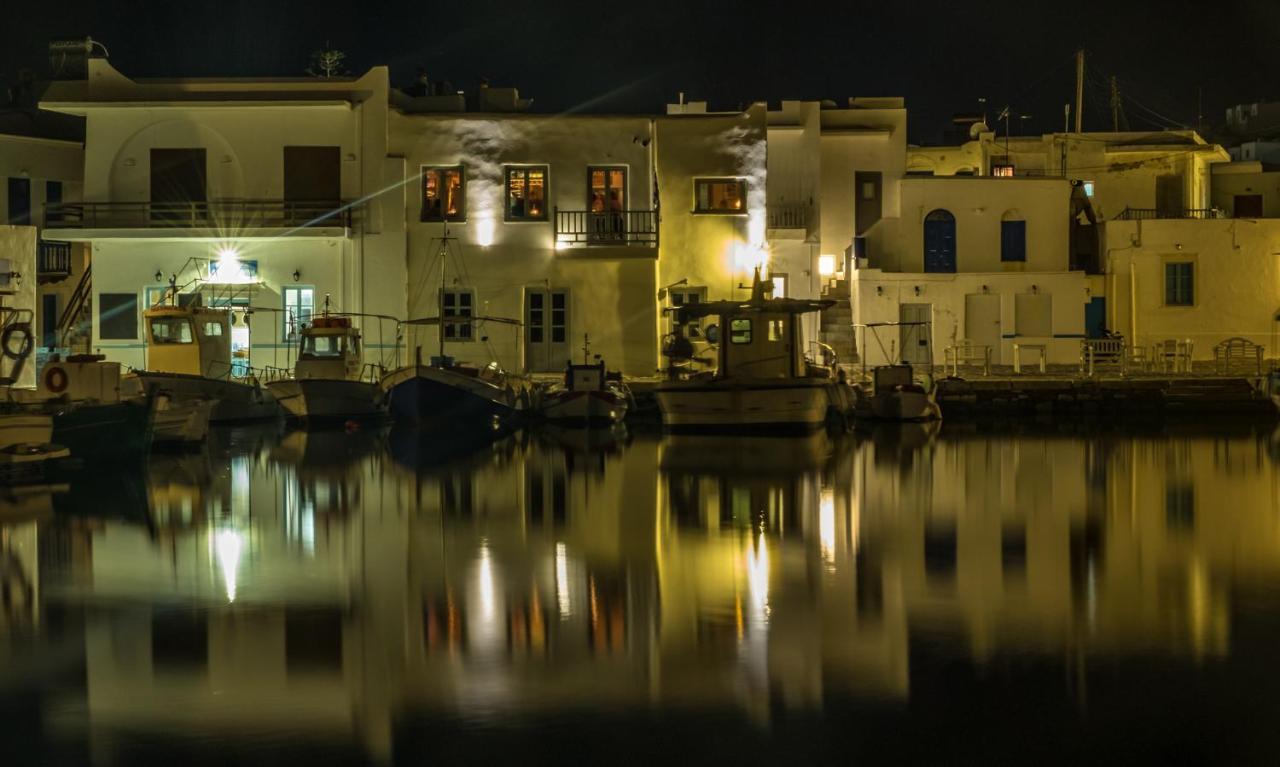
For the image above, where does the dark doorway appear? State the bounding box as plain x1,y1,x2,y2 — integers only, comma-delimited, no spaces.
41,294,57,348
923,209,956,273
1155,174,1183,217
284,146,341,203
150,148,207,223
7,177,31,225
854,171,882,234
1234,194,1263,218
1085,297,1107,338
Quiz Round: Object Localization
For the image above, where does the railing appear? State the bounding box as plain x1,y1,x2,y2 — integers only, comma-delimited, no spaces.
38,240,72,277
44,199,354,230
553,209,657,247
57,264,91,349
1113,207,1226,221
767,203,810,229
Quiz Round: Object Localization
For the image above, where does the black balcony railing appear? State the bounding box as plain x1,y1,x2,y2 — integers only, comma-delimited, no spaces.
44,199,354,230
554,209,657,247
767,203,810,229
38,240,72,278
1113,207,1226,221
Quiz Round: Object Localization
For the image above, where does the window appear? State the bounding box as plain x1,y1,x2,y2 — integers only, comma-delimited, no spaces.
421,166,465,222
283,286,315,340
45,180,62,224
861,181,877,200
770,273,788,298
670,287,707,337
149,317,193,344
443,289,474,341
201,321,223,337
144,286,169,309
1000,211,1026,262
730,318,752,344
505,166,548,221
694,178,746,213
99,293,139,340
549,291,566,344
302,334,345,357
991,163,1015,177
1082,180,1095,197
1165,262,1194,306
767,319,785,342
7,177,30,225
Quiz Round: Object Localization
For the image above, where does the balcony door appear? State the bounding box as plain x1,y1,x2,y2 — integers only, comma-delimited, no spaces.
284,147,341,225
525,287,569,372
587,166,626,243
150,148,207,225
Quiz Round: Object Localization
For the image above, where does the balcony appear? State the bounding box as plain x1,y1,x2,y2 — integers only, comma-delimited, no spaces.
553,209,658,249
1113,207,1226,221
38,240,73,282
767,203,811,240
44,199,354,239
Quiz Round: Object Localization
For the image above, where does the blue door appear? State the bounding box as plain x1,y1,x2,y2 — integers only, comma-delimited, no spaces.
1084,297,1106,338
924,209,956,273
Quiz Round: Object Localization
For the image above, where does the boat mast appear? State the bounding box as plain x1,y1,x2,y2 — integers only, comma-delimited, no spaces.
438,226,448,362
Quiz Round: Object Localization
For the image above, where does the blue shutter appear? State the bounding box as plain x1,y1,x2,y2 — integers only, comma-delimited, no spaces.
1000,220,1026,262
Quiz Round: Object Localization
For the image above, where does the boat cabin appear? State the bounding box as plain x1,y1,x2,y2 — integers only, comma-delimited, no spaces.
295,316,362,381
667,271,832,380
144,302,233,379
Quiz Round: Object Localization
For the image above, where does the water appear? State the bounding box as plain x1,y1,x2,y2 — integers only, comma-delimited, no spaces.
4,421,1280,765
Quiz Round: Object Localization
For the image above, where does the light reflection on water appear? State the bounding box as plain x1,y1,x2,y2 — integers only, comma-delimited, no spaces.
3,422,1280,764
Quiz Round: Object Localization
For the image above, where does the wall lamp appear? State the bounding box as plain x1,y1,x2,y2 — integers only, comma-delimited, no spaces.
913,285,921,296
293,269,301,282
1031,284,1039,294
875,286,884,296
981,284,989,293
154,270,163,283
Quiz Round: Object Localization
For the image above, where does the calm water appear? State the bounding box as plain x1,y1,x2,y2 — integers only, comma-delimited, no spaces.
3,421,1280,765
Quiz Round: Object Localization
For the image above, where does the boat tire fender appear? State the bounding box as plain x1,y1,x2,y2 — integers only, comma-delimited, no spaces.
44,365,69,393
2,324,33,361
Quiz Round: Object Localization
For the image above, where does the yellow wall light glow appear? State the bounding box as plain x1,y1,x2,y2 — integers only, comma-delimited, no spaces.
818,254,837,276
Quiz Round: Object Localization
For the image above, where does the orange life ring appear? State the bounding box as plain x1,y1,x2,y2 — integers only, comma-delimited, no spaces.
43,366,69,394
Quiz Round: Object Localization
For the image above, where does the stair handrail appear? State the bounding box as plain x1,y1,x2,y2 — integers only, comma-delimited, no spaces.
56,264,92,348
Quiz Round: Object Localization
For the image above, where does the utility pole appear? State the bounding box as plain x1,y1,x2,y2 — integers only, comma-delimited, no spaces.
1074,49,1085,133
1110,76,1120,132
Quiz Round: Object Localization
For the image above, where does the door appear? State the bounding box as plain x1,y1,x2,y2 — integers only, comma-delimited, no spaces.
899,303,932,365
964,293,1002,364
525,288,569,372
923,209,956,273
1155,174,1183,217
587,166,626,242
1234,194,1263,218
150,148,207,224
854,171,882,235
7,177,30,225
284,146,341,213
1084,297,1107,338
41,294,57,349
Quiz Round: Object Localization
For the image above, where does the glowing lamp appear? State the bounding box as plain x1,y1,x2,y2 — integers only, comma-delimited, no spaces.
818,254,836,276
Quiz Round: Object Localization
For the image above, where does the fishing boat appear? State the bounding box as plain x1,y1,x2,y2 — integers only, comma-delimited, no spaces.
24,355,155,461
381,232,530,428
538,336,629,426
122,296,278,423
654,269,853,432
149,391,213,449
853,322,941,422
266,313,384,423
0,307,71,482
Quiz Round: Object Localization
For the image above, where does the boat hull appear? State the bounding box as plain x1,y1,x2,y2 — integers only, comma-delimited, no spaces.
0,412,53,448
654,381,835,433
124,371,279,423
51,399,152,462
541,390,627,426
867,390,941,422
267,379,385,422
150,395,213,448
382,365,521,428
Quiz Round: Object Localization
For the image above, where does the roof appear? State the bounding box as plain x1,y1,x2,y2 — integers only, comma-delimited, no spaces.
0,107,84,143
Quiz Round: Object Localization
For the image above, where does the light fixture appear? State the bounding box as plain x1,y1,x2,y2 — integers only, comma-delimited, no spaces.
292,269,301,282
875,286,884,296
818,254,836,276
155,270,163,283
913,285,921,296
981,284,989,293
1031,284,1039,294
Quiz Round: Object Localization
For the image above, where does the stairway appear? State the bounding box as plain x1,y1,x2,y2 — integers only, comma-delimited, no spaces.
818,277,858,366
56,264,93,354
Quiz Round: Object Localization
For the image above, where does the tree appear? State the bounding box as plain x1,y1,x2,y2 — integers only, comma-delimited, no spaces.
307,44,347,79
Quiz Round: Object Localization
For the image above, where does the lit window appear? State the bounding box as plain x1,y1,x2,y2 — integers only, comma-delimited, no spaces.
767,319,785,342
818,255,836,276
730,318,752,344
150,317,193,344
1164,262,1194,306
302,334,345,358
1082,181,1095,197
443,289,474,341
421,166,465,222
202,321,224,337
694,179,747,213
991,164,1015,177
283,286,315,340
770,274,787,297
505,166,548,221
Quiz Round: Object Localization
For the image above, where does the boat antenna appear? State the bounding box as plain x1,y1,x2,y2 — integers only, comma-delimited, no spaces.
582,333,591,365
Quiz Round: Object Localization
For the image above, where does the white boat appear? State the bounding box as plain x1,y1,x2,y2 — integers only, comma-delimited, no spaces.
539,337,629,426
864,364,941,421
121,298,278,423
654,269,850,432
266,315,385,423
150,392,213,448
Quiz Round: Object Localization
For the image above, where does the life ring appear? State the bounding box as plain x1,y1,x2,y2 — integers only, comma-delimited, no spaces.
1,323,32,361
44,365,69,393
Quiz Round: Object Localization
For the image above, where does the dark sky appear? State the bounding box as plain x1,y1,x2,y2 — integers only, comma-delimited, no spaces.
4,0,1278,143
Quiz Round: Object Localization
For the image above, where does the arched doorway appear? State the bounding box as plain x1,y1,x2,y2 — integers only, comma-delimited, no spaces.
923,209,956,273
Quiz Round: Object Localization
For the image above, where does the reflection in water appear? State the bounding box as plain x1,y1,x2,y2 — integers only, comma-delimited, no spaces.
4,423,1280,763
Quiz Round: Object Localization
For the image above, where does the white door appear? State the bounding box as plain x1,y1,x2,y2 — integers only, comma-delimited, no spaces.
525,288,570,372
899,303,932,365
965,294,1002,364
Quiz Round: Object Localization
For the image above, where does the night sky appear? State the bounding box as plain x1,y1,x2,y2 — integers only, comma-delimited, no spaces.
3,0,1277,143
